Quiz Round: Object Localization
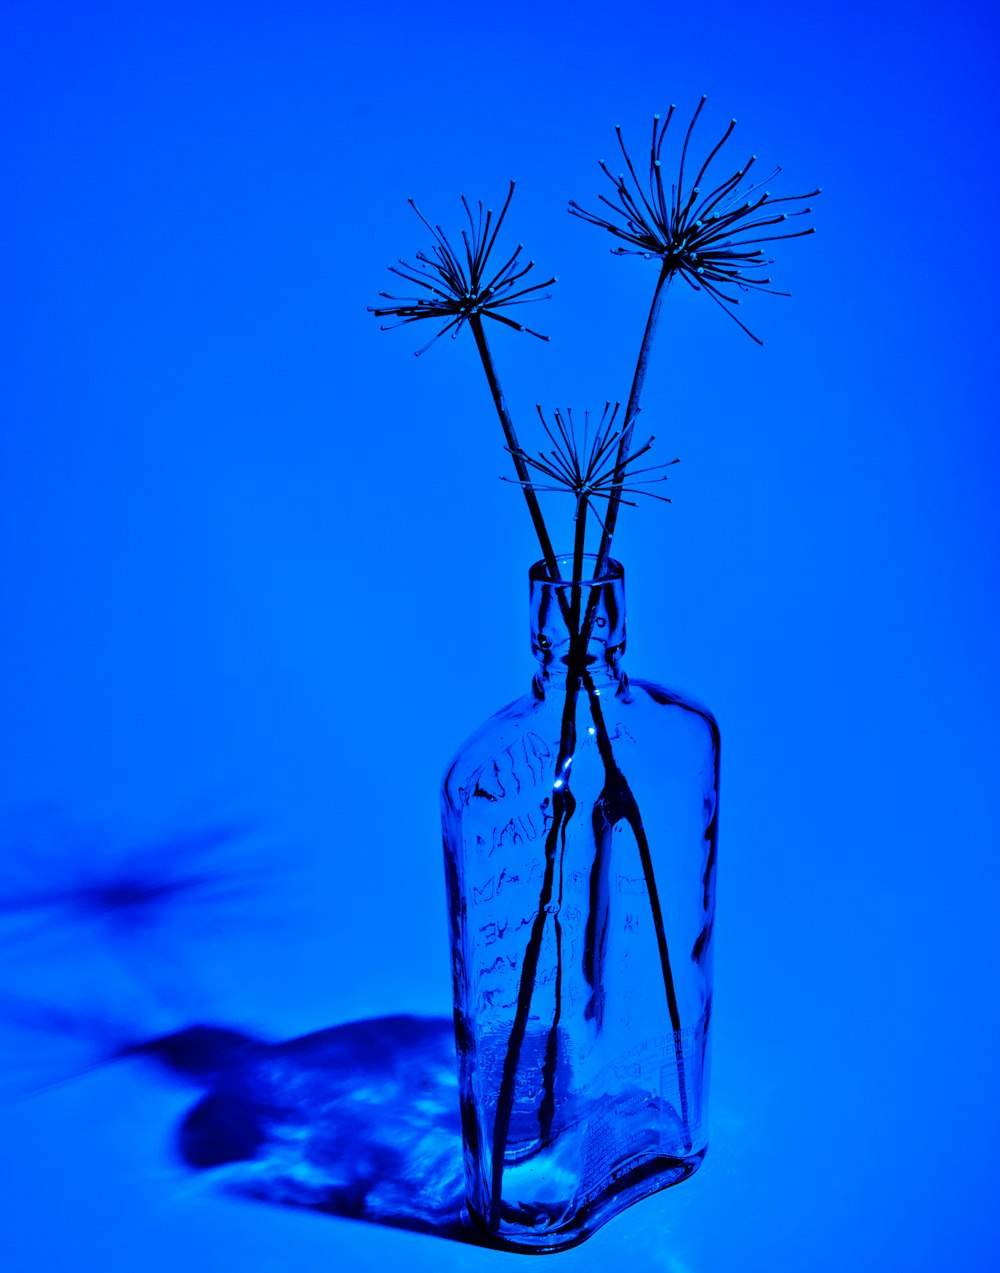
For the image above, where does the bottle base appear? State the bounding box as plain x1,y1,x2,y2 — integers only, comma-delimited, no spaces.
465,1148,707,1254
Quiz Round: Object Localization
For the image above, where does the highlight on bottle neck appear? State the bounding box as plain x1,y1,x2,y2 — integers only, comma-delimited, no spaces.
529,555,626,678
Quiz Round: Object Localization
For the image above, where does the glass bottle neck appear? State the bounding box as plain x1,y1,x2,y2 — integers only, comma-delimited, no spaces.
529,555,626,688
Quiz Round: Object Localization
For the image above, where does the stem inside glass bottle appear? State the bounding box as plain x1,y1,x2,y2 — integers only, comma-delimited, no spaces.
486,555,692,1233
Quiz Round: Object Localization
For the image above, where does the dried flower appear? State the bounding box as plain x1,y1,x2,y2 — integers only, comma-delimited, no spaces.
370,105,819,1213
505,404,677,532
370,182,555,356
569,98,820,343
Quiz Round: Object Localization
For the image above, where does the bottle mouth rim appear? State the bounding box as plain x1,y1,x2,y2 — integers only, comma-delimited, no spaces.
529,554,624,587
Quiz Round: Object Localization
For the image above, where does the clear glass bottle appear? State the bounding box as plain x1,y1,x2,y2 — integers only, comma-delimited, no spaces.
441,556,720,1252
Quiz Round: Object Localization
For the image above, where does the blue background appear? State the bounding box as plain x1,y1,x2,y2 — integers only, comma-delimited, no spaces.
1,1,998,1269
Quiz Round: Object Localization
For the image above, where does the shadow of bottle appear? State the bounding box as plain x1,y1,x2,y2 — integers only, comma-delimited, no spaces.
0,808,481,1245
126,1015,483,1246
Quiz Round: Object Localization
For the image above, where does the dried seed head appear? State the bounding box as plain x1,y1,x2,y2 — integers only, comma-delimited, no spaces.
503,403,678,529
369,182,555,355
569,98,820,343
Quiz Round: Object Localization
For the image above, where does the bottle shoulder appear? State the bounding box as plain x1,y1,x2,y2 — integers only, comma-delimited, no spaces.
441,689,546,799
598,677,721,775
626,677,721,738
441,675,719,804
